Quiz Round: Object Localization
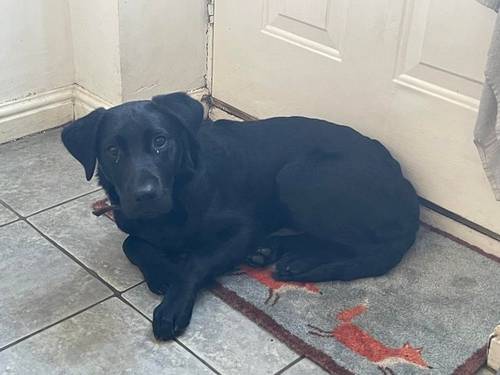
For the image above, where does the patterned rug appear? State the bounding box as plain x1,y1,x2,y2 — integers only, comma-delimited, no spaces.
92,200,500,374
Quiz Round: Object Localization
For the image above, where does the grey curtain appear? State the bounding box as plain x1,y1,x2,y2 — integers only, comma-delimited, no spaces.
474,0,500,199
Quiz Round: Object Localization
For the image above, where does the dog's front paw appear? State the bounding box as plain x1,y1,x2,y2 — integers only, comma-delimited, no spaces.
152,296,195,341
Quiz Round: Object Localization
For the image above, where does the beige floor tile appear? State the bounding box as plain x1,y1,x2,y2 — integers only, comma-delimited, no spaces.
0,221,111,348
0,128,98,216
123,284,299,375
0,298,214,374
29,191,141,291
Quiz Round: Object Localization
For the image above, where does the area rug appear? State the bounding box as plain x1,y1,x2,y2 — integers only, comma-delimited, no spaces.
92,199,500,374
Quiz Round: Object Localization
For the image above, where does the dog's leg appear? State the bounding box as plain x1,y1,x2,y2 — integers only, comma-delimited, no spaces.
152,213,254,341
123,236,181,295
273,239,410,282
273,156,418,282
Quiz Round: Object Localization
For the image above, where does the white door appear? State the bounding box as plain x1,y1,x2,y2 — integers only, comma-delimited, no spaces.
212,0,500,233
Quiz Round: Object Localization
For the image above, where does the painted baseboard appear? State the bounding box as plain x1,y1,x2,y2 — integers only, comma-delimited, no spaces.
420,206,500,259
0,86,74,144
73,84,114,119
0,85,207,145
74,85,207,119
0,84,115,144
73,86,207,119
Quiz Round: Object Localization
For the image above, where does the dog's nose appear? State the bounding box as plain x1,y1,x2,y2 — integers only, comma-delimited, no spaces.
134,183,158,202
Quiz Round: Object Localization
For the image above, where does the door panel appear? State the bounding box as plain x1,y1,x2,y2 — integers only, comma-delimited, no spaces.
394,0,494,105
263,0,349,60
212,0,499,233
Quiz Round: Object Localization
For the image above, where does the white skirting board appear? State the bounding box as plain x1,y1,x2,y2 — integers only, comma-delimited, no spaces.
0,85,208,145
73,84,114,119
74,86,208,119
0,84,113,144
0,86,73,144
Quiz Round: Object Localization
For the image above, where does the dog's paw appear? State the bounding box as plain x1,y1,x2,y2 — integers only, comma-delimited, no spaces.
152,296,195,341
273,255,322,281
245,247,275,267
245,239,282,267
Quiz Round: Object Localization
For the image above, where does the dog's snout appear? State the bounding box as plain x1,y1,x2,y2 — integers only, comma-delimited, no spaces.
121,175,171,218
134,183,158,202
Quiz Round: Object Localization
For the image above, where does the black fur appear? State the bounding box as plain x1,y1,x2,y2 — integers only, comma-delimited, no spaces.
62,92,419,340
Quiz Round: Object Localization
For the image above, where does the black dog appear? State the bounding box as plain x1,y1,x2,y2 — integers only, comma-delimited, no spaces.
62,92,419,340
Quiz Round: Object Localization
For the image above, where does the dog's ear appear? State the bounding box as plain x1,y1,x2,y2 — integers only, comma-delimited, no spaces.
61,108,105,181
177,129,200,174
152,92,204,173
151,92,204,135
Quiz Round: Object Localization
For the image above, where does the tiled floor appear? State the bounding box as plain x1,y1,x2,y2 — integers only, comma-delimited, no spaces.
0,127,306,374
0,125,494,374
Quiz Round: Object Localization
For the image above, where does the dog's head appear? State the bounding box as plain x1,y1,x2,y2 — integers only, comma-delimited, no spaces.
62,92,204,219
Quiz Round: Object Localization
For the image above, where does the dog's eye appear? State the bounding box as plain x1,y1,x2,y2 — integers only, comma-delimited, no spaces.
107,146,119,158
153,136,167,148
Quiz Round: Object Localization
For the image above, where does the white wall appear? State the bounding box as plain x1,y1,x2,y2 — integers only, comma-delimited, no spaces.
119,0,208,102
0,0,208,143
0,0,74,142
69,0,208,105
69,0,122,105
0,0,73,103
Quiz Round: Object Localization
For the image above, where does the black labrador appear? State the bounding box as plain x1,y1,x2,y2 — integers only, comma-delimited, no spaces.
62,92,419,340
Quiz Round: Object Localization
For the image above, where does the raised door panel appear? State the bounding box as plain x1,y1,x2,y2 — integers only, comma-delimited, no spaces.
263,0,349,60
394,0,495,109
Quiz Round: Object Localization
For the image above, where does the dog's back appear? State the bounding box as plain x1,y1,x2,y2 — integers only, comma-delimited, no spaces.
197,117,408,197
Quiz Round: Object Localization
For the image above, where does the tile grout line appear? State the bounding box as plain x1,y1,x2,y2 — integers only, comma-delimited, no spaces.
0,218,21,229
2,125,220,372
117,292,222,375
274,356,305,375
173,338,222,375
0,199,21,228
0,150,286,374
0,240,220,375
2,197,125,300
0,296,114,353
2,193,124,302
25,219,153,308
25,187,103,218
2,204,147,355
0,187,103,225
0,199,14,211
25,219,121,294
122,280,146,293
3,198,220,374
